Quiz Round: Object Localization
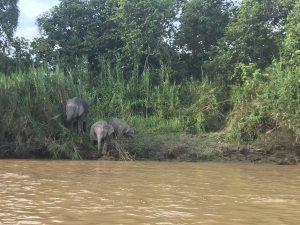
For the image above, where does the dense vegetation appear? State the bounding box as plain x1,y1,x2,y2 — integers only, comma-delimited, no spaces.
0,0,299,160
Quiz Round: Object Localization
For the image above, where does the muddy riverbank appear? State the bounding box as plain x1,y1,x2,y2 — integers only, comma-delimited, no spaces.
125,133,300,165
1,132,299,165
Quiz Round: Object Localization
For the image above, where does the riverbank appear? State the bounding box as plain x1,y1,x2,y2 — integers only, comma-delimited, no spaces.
0,64,298,164
1,131,299,165
125,132,300,165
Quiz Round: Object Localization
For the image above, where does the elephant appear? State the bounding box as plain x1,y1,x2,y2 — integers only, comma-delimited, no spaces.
65,97,89,134
90,120,115,157
108,117,135,138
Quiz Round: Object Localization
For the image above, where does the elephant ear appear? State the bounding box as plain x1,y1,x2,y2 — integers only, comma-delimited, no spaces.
108,125,114,136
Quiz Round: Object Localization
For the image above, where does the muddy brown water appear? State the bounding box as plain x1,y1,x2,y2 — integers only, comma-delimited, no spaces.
0,160,300,225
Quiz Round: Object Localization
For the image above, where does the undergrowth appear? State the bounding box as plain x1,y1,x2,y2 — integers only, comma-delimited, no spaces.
0,59,225,159
226,62,300,144
1,57,298,159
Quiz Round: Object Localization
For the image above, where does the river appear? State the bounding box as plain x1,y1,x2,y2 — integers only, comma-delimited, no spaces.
0,160,300,225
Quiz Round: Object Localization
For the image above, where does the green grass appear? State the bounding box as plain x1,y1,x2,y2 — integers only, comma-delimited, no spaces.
0,67,90,159
0,60,226,159
226,61,300,144
1,58,299,160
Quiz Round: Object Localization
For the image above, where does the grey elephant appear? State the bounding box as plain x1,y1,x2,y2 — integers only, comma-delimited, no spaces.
108,117,135,138
90,120,115,157
65,97,89,134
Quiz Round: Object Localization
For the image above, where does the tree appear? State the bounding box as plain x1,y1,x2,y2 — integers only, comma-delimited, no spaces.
175,0,234,77
115,0,182,73
209,0,296,80
0,37,33,74
282,0,300,65
37,0,121,71
37,0,86,68
0,53,16,74
11,37,32,72
0,0,19,53
31,37,58,68
36,0,184,77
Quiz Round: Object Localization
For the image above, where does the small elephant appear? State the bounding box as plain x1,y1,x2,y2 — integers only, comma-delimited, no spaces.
65,97,89,134
108,117,135,138
90,120,115,157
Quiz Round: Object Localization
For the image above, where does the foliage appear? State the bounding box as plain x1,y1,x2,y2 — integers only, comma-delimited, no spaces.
1,0,300,159
0,0,22,74
0,0,19,53
48,131,92,160
115,0,180,72
36,0,121,71
0,37,33,74
282,0,300,65
0,67,90,159
35,0,182,75
207,0,297,80
0,53,16,74
0,60,226,158
179,78,226,134
87,56,225,134
227,61,300,143
175,0,234,77
11,37,33,72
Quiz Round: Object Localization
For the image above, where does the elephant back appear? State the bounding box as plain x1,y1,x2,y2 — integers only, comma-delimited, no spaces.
109,117,134,137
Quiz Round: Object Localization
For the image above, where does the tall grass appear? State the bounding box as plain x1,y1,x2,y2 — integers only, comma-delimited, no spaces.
88,58,226,134
0,67,89,159
0,59,226,159
88,59,182,120
227,61,300,144
179,78,227,134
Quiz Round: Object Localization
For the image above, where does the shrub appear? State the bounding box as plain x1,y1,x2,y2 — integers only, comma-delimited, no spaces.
227,62,300,144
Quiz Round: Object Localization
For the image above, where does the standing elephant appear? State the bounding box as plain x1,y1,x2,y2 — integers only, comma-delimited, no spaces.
90,120,115,157
65,97,89,134
108,118,135,138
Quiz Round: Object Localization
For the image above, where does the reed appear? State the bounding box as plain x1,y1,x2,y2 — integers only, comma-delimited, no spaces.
0,58,226,159
113,139,135,161
0,67,89,159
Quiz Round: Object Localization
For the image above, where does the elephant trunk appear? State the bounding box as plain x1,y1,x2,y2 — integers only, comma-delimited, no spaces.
97,134,103,156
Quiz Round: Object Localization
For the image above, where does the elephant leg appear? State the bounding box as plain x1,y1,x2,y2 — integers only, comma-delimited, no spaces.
78,118,83,134
97,135,104,158
97,140,103,158
102,142,108,156
72,120,78,133
81,120,86,133
83,121,87,133
77,121,81,134
71,121,77,132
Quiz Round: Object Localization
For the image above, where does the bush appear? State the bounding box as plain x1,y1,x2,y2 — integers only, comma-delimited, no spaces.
179,78,226,134
0,61,228,159
0,67,90,159
227,62,300,144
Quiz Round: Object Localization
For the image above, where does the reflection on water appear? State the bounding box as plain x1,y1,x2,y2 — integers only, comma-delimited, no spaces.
0,160,300,224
